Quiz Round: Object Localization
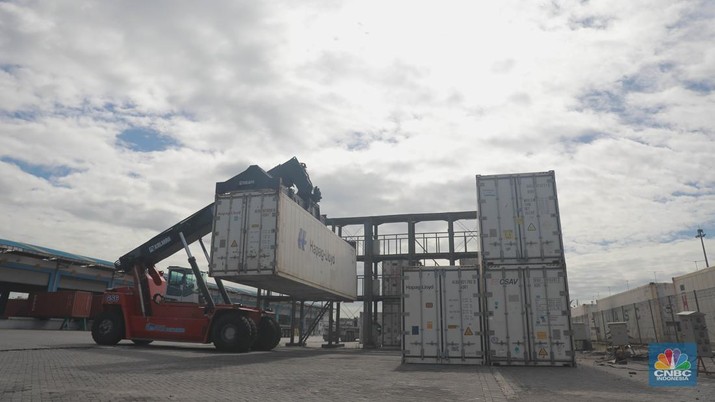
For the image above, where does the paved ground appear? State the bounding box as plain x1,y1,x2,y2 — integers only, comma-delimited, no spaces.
1,329,714,401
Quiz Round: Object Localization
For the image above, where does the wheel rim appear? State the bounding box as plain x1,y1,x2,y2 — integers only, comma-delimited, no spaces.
222,326,237,341
99,319,113,335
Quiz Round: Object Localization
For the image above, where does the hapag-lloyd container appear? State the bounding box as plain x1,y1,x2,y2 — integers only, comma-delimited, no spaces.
402,267,483,365
209,189,357,301
485,265,575,366
476,171,564,266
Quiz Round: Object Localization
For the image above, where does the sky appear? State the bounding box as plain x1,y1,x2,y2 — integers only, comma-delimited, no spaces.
1,0,714,307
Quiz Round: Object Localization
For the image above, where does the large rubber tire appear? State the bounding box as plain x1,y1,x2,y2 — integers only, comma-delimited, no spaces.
91,311,124,346
131,339,154,346
212,314,253,353
247,316,258,347
253,316,282,351
269,317,282,346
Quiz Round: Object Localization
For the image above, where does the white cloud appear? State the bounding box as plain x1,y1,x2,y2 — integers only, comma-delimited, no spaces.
0,0,713,303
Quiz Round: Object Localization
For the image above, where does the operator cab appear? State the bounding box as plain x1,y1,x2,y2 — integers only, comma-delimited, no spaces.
165,266,205,304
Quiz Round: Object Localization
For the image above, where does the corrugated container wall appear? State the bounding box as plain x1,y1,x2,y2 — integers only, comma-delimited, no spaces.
673,266,715,311
382,260,409,296
570,303,596,341
402,267,483,365
485,266,574,366
476,171,564,266
29,291,93,318
382,301,401,347
210,189,357,301
592,283,677,344
673,266,715,345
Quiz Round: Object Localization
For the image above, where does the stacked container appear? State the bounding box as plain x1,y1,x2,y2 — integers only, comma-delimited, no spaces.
402,267,483,365
382,260,408,348
476,171,575,366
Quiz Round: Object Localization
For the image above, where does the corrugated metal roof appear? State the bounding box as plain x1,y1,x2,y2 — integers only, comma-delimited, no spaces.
0,238,114,269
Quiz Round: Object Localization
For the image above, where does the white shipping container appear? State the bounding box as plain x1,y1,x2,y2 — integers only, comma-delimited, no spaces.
402,267,483,365
596,283,674,311
673,266,715,311
476,171,564,265
382,260,409,296
382,301,401,347
673,266,715,344
485,266,575,366
210,189,357,300
570,303,596,341
594,283,677,344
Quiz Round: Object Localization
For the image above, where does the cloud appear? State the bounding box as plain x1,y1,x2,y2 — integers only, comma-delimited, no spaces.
0,0,713,305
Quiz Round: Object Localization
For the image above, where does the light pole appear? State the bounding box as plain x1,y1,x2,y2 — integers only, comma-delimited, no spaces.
696,229,709,268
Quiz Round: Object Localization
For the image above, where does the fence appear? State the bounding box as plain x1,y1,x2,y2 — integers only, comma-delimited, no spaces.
572,287,715,345
342,230,478,258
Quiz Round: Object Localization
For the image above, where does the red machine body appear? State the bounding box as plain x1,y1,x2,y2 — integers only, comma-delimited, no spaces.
90,158,318,352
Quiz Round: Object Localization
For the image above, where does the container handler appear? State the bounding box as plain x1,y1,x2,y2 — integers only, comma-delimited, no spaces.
91,157,321,352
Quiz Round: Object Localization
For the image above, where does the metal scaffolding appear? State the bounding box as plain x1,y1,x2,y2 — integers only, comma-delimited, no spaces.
325,211,478,349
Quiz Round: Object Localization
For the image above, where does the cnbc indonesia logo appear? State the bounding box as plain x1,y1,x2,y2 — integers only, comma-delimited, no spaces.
650,346,695,386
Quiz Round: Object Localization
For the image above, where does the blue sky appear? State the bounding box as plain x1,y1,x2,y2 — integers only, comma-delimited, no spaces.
0,0,713,304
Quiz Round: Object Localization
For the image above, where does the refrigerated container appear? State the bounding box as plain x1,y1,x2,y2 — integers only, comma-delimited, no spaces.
595,283,676,344
382,301,401,347
476,171,564,266
485,265,575,366
382,260,409,296
402,267,483,365
673,266,715,312
673,266,715,344
209,189,357,301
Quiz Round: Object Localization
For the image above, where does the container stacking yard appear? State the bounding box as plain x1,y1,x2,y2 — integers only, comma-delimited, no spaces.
401,171,575,366
477,171,575,366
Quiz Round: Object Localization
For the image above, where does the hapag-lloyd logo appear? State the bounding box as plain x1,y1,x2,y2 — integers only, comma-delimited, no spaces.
297,229,307,250
649,343,697,387
297,228,335,265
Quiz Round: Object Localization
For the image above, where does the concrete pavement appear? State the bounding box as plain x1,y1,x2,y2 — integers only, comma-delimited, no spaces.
1,329,713,401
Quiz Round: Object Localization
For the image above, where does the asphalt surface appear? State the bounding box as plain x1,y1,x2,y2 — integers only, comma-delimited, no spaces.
1,328,714,401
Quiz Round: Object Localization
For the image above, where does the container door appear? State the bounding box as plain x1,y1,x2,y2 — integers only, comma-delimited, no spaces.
211,194,247,275
442,269,483,365
403,269,440,363
244,193,278,273
477,172,563,265
382,301,402,347
256,194,278,272
525,268,574,365
486,268,529,364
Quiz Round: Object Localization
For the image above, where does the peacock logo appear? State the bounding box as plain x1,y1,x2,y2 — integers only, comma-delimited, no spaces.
649,344,697,386
654,348,691,371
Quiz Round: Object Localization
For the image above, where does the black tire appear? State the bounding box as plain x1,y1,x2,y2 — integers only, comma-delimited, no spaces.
91,311,124,346
269,316,282,346
247,316,258,348
131,339,154,346
253,316,282,351
212,314,253,353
